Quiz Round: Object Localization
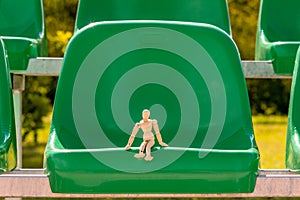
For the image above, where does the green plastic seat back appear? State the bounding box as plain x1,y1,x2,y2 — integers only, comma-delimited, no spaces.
0,0,45,39
292,48,300,130
259,0,300,42
52,21,254,151
286,46,300,169
0,39,16,172
75,0,231,35
288,47,300,137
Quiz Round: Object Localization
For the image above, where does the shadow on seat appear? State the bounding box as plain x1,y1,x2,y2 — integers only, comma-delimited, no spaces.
0,0,48,70
255,0,300,74
0,39,17,172
44,21,259,193
74,0,231,35
286,46,300,172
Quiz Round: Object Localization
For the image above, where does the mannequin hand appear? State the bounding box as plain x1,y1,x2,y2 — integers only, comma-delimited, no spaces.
125,144,131,150
159,142,168,147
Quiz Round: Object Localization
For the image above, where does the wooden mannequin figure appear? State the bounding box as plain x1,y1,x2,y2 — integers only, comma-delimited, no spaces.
125,109,168,161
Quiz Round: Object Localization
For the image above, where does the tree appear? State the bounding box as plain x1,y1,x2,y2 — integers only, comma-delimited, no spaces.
22,0,78,142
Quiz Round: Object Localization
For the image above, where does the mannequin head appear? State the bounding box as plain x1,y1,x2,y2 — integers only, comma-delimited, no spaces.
142,109,150,121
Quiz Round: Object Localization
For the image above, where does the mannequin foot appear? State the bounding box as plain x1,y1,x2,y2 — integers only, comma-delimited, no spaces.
144,155,153,161
134,152,145,158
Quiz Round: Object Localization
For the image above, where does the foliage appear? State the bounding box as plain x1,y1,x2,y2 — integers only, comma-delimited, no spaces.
43,0,78,57
247,79,291,115
22,77,53,142
228,0,259,60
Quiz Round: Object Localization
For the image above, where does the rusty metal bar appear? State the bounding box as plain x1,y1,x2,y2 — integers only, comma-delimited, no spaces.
10,58,293,79
0,169,300,198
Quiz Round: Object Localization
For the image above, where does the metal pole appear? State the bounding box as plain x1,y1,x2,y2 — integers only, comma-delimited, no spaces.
7,74,25,200
12,74,25,169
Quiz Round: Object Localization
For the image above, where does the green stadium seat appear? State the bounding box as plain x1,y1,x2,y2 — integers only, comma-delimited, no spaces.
44,21,259,193
286,46,300,172
0,0,48,70
255,0,300,74
0,39,17,172
74,0,231,35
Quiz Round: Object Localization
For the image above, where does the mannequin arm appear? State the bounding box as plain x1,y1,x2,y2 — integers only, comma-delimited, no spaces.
125,123,140,150
153,120,168,147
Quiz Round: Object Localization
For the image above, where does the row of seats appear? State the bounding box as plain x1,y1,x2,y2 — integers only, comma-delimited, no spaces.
0,0,47,172
0,0,299,194
0,0,299,74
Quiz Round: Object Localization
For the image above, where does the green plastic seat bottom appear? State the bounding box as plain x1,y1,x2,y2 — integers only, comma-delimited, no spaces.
271,43,300,74
46,133,259,194
2,37,47,70
255,40,300,75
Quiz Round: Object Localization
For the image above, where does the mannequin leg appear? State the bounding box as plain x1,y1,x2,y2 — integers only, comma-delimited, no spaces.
145,139,155,161
134,141,147,158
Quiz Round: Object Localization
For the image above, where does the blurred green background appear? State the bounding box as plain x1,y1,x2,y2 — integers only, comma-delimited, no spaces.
22,0,290,170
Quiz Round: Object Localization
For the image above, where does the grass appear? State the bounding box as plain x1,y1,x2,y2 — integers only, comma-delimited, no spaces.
22,115,288,169
252,115,288,169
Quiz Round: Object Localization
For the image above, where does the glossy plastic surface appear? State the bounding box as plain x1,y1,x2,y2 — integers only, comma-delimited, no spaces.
75,0,231,35
45,21,259,193
255,0,300,74
0,0,48,70
286,47,300,172
0,39,17,172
